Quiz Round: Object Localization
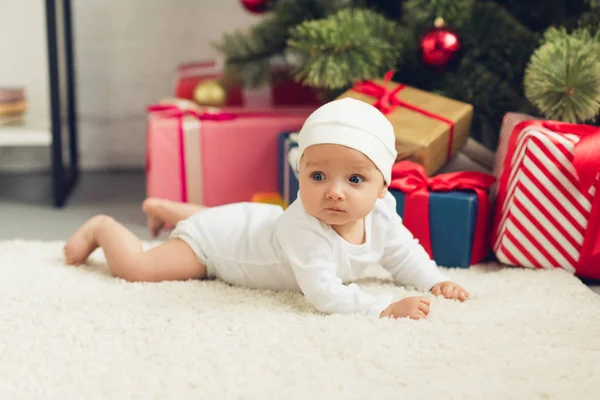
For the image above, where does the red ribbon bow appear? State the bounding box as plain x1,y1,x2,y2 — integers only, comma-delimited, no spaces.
146,104,238,121
147,103,310,121
352,70,456,159
493,120,600,277
389,160,496,264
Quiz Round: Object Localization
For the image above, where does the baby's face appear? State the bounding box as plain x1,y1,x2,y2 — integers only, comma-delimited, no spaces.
299,144,387,226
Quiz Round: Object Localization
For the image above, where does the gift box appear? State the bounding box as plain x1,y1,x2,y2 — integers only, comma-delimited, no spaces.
337,71,473,176
174,60,322,108
174,60,243,106
491,113,600,279
277,131,300,207
146,102,314,207
389,161,496,268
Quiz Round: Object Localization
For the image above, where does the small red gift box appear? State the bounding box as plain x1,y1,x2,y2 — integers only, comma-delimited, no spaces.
173,60,322,108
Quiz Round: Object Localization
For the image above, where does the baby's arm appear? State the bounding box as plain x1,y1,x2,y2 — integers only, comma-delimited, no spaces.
379,195,449,291
278,225,393,318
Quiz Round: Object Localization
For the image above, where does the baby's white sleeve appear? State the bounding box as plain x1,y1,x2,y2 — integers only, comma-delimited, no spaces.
277,224,393,318
379,194,449,291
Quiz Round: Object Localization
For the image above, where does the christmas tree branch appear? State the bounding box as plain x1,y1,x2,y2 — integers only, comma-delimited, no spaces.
577,7,600,37
213,0,349,87
213,19,288,87
286,8,402,89
402,0,474,26
524,27,600,122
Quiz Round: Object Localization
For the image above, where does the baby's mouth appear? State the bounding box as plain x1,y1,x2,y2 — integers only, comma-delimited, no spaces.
325,207,346,213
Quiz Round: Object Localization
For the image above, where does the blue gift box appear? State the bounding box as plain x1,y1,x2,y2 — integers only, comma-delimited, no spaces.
277,132,300,206
389,189,481,268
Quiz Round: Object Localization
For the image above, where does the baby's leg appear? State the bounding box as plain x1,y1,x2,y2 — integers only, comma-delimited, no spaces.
142,198,206,238
64,215,206,282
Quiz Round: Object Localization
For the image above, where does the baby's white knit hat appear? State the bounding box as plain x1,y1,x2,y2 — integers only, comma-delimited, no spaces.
297,97,397,184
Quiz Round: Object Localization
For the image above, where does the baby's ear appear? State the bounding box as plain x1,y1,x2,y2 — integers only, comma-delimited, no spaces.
379,184,388,199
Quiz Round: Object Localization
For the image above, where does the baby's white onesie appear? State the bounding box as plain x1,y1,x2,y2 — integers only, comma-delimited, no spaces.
170,191,449,318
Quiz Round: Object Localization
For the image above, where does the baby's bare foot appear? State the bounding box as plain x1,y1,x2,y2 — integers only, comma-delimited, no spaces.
142,198,166,238
64,215,110,265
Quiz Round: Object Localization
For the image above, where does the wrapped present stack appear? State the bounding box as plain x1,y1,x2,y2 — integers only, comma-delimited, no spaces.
0,87,27,126
149,67,512,270
277,71,498,268
491,113,600,280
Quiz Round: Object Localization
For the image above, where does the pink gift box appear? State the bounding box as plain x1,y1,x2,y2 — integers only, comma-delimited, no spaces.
491,112,600,279
146,104,314,207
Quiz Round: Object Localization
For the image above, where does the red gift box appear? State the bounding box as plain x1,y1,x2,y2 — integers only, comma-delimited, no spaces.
173,60,322,107
492,113,600,279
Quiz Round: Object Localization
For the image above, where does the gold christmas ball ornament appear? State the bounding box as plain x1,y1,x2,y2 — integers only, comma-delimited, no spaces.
193,79,227,106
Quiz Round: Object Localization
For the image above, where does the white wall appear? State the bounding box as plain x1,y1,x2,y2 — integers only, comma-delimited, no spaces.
0,0,261,171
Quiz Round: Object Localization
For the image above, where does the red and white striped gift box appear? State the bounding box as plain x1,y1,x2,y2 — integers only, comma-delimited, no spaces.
491,113,600,279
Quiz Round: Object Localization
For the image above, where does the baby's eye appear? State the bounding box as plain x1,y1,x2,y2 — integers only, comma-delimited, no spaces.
311,172,325,181
349,175,364,184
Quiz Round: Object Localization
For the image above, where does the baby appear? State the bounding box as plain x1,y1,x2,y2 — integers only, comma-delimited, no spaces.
64,98,469,320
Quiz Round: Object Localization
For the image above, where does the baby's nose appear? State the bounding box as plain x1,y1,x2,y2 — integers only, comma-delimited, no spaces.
326,184,345,200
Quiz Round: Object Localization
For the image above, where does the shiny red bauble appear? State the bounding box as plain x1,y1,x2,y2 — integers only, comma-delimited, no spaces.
418,25,462,70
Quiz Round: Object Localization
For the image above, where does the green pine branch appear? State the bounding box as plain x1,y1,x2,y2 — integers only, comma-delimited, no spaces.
286,8,402,89
273,0,350,28
402,0,474,26
212,0,349,87
213,19,288,87
577,7,600,38
524,27,600,123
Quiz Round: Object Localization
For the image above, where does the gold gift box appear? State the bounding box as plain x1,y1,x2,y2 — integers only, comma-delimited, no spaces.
337,78,473,176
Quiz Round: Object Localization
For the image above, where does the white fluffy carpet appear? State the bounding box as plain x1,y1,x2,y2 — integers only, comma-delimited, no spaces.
1,240,600,400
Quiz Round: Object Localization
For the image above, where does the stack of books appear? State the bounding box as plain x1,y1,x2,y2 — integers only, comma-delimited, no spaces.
0,87,27,126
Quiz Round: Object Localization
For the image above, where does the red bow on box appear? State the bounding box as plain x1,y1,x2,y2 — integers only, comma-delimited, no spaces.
146,103,287,121
352,70,456,159
389,160,496,264
494,119,600,276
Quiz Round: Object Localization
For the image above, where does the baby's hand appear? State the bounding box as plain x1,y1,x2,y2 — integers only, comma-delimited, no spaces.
431,281,469,301
379,296,430,320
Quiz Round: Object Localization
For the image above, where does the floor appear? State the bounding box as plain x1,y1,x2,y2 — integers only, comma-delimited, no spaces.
1,170,599,295
0,170,152,241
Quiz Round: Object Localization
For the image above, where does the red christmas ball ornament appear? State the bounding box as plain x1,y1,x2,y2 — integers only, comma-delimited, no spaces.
240,0,272,14
418,18,462,70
